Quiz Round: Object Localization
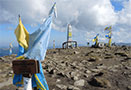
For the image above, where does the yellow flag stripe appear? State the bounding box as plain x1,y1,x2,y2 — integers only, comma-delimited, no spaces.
14,18,29,49
35,74,46,90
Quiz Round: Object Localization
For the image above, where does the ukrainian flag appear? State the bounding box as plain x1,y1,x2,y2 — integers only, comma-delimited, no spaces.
14,16,29,56
104,26,112,31
92,34,99,42
13,16,29,87
13,3,57,90
92,34,99,46
15,17,29,50
105,32,111,39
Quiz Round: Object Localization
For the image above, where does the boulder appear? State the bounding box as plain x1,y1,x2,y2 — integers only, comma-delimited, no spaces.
56,84,67,89
67,85,80,90
127,86,131,90
115,52,128,57
74,79,85,87
88,77,111,88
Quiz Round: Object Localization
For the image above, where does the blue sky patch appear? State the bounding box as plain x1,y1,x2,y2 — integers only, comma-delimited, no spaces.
110,0,124,11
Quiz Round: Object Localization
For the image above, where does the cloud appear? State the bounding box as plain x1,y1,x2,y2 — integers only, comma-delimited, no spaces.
0,0,50,24
117,0,131,25
0,0,131,43
54,0,117,31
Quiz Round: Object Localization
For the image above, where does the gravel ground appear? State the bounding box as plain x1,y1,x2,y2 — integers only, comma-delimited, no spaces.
0,46,131,90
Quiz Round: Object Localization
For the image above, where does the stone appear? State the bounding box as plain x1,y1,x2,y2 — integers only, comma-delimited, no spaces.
85,70,91,74
73,76,79,81
88,77,111,88
74,79,85,87
91,69,101,73
56,84,67,89
115,52,128,57
70,71,80,80
56,79,61,83
96,65,107,69
57,72,65,77
83,74,89,78
48,69,57,74
127,86,131,90
73,51,79,54
88,57,96,62
67,85,80,90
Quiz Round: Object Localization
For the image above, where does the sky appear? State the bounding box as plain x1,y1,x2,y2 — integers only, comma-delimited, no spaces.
0,0,131,48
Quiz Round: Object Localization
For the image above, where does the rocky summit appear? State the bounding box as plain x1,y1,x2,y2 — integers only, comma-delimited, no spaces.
0,46,131,90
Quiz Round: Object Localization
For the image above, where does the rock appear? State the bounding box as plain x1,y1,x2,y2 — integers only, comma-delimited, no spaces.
56,84,67,89
81,60,88,64
83,74,89,78
74,79,85,87
70,72,77,77
125,66,131,70
73,76,79,81
88,57,96,62
0,59,4,62
91,69,101,73
88,77,111,88
56,79,61,83
127,86,131,90
70,71,81,80
9,71,13,74
122,46,129,51
94,72,104,77
85,70,91,74
85,51,94,56
104,56,113,59
115,52,128,57
72,61,77,66
67,85,80,90
73,51,79,54
48,69,54,74
57,72,65,77
125,57,131,60
7,71,13,77
53,51,57,54
96,65,107,69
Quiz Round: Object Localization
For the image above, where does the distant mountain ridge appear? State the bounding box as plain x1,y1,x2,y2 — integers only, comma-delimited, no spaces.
116,43,131,46
0,43,131,57
0,47,19,57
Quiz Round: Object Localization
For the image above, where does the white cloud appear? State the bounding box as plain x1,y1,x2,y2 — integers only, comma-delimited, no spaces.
117,0,131,25
0,0,50,24
0,0,131,43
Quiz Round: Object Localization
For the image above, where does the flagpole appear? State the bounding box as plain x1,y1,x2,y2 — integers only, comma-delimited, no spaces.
53,40,55,49
108,30,112,47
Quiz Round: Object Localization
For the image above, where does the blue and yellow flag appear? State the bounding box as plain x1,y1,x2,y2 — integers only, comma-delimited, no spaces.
14,16,29,56
13,16,28,87
104,26,112,31
105,31,112,38
13,3,56,90
14,17,29,50
92,34,99,42
92,34,99,46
